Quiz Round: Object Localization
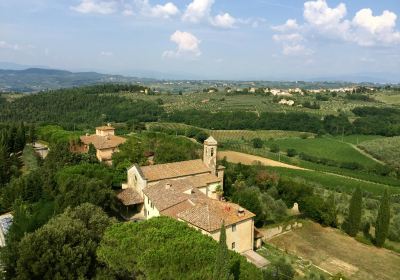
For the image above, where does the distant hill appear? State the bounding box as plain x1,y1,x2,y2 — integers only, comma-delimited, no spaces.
0,67,150,92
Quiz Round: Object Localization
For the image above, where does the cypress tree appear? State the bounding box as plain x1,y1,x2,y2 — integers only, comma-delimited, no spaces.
213,221,232,280
0,142,10,186
344,187,362,237
28,124,37,145
375,189,391,247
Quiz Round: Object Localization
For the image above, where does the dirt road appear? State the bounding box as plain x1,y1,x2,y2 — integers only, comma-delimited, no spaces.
218,151,307,170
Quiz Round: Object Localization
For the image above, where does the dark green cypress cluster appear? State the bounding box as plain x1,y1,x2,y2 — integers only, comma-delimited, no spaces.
375,189,391,247
344,187,362,237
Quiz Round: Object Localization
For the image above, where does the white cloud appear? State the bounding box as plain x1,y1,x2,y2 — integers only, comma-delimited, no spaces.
352,9,400,45
272,0,400,50
163,30,201,58
304,0,346,27
100,51,114,56
148,2,179,18
282,44,312,56
72,0,179,19
211,13,236,28
71,0,118,15
122,8,134,16
182,0,214,23
0,41,34,51
0,41,20,50
272,19,299,32
273,33,303,43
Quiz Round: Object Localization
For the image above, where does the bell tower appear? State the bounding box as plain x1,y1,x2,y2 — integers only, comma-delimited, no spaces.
203,136,218,175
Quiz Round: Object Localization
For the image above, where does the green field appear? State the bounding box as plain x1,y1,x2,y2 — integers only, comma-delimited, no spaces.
208,130,314,142
359,137,400,168
373,90,400,105
268,166,400,195
264,137,379,168
224,143,400,188
330,135,384,145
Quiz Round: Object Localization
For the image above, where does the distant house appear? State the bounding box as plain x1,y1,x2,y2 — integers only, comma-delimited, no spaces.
80,124,126,165
119,136,268,267
279,99,295,106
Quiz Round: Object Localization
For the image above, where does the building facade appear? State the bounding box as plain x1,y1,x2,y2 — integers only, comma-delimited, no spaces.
120,136,262,256
80,124,126,165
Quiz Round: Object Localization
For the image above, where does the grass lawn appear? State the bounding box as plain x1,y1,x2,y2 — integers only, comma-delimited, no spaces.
267,220,400,280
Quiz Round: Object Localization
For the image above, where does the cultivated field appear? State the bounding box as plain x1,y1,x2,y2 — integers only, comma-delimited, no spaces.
265,137,379,168
359,137,400,168
217,151,306,170
123,90,387,116
373,90,400,105
267,221,400,280
209,130,313,142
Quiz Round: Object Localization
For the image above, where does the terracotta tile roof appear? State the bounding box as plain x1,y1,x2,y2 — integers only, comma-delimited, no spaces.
175,174,221,188
117,188,144,206
144,179,254,233
143,179,205,211
176,200,255,232
140,159,213,182
80,134,126,150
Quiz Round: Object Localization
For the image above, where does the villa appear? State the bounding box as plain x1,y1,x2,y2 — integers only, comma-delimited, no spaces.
80,124,126,165
118,136,268,267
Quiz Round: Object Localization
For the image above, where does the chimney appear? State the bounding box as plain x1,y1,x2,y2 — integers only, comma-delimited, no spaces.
165,183,172,190
107,123,111,127
237,207,245,217
85,133,90,136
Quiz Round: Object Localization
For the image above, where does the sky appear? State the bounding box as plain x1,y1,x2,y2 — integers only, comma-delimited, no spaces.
0,0,400,80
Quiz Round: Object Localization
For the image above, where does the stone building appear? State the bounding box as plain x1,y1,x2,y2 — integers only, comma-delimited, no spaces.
80,124,126,165
119,136,268,266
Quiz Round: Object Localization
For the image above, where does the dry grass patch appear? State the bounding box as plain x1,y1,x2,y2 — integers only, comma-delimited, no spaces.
268,221,400,280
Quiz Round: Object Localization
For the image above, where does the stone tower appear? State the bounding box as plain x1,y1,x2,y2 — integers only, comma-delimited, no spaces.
203,136,218,175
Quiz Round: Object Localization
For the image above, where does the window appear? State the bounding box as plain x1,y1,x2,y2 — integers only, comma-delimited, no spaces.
211,148,214,157
231,242,236,249
232,224,236,232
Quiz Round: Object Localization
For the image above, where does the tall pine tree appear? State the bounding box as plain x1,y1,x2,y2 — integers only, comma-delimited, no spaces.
344,187,362,237
213,221,232,280
375,189,391,247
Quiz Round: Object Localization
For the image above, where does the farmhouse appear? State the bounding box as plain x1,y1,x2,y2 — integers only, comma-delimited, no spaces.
80,124,126,165
120,136,267,265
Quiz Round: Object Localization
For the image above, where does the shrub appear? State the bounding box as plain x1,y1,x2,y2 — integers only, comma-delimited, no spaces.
270,144,280,153
251,138,263,149
195,131,210,143
286,149,297,157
